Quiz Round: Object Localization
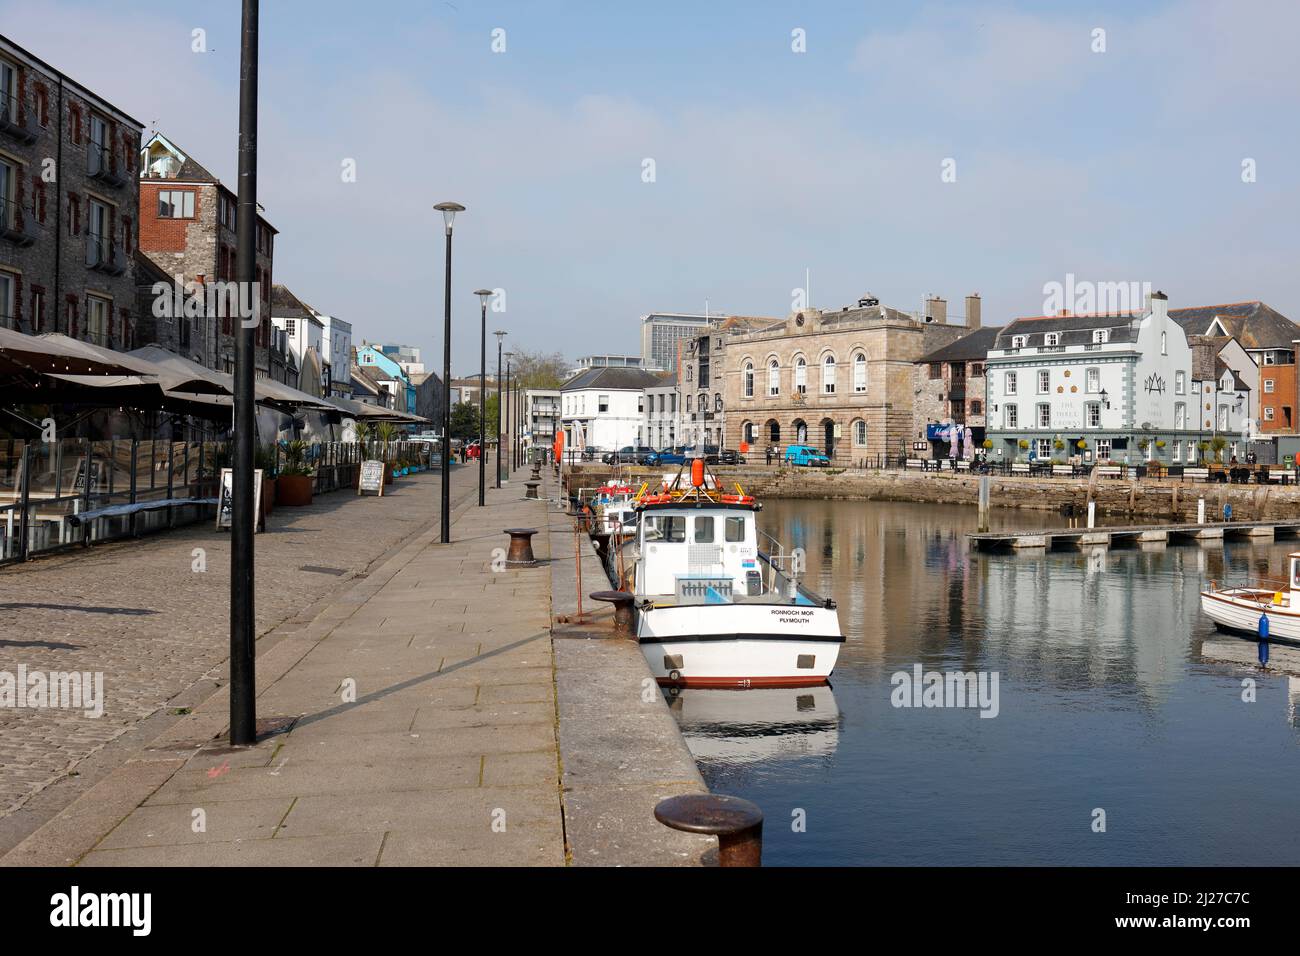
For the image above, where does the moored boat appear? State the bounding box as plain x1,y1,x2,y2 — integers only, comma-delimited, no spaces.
625,459,844,687
1201,551,1300,644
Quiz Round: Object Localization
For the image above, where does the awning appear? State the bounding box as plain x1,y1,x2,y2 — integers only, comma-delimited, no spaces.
128,345,234,395
0,327,159,378
325,396,428,424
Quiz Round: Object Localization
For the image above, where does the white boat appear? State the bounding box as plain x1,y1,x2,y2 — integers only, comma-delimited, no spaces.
1201,551,1300,644
626,462,844,688
581,480,639,535
667,685,841,764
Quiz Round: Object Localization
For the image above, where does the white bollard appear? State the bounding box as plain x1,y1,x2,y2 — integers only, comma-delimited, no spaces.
1198,498,1206,524
1087,500,1095,529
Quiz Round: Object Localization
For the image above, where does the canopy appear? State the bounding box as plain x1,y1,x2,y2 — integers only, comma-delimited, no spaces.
0,326,158,378
325,395,428,424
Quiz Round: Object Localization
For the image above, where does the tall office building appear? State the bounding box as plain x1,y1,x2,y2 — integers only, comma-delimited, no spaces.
640,312,712,374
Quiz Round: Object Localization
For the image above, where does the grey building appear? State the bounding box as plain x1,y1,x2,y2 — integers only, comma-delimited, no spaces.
640,312,711,373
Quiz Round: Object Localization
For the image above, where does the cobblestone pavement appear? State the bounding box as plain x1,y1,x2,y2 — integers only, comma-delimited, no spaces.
0,466,476,823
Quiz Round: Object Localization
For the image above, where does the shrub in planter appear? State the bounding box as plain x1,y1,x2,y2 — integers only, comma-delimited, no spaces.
277,439,315,506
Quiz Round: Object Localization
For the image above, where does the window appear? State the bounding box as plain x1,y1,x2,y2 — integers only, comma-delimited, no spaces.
1011,335,1026,349
1037,403,1051,428
88,114,109,174
30,287,44,333
1092,329,1109,344
1086,368,1100,393
853,354,867,392
686,365,693,382
0,270,14,329
1175,370,1186,395
598,394,609,413
1045,332,1060,346
743,362,754,398
158,189,195,219
1096,439,1112,461
0,59,15,116
822,355,836,393
1037,370,1050,394
1161,331,1167,355
1005,371,1017,395
854,420,867,446
86,295,110,346
714,393,722,412
742,422,754,444
970,400,982,415
1265,379,1275,394
1005,404,1018,428
670,393,677,412
637,395,644,414
1172,441,1181,462
928,362,942,380
87,198,109,263
643,515,685,543
1265,406,1275,421
971,363,984,377
1175,402,1187,429
795,357,807,394
768,359,779,396
725,516,746,543
693,516,715,543
0,157,14,230
284,318,296,337
1086,403,1100,428
1036,438,1052,459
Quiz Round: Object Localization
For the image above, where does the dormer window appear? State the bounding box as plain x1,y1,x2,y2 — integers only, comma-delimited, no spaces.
1092,329,1109,344
1045,333,1060,346
1011,335,1026,349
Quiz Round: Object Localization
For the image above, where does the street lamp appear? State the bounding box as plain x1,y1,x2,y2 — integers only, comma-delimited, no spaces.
504,351,514,480
493,330,507,487
474,289,493,507
435,200,465,544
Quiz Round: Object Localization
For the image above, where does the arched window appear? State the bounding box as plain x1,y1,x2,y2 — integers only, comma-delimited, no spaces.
742,421,755,444
686,365,693,382
795,357,807,394
743,362,754,398
794,419,808,443
767,359,779,396
714,393,722,411
767,420,780,443
823,354,837,394
853,353,867,393
698,393,707,413
854,419,867,446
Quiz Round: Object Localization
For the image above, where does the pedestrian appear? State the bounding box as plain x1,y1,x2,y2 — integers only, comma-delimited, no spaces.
765,445,773,466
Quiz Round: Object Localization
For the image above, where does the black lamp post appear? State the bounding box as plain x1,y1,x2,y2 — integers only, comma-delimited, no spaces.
434,201,464,543
229,0,260,746
473,289,492,506
505,352,514,480
493,330,506,487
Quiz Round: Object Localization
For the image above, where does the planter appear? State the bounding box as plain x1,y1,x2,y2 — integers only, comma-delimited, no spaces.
384,464,394,484
277,474,314,507
262,478,276,517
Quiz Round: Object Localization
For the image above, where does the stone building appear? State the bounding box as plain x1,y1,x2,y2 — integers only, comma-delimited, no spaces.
721,295,968,462
679,315,776,448
912,319,1001,458
1,35,142,347
137,131,279,376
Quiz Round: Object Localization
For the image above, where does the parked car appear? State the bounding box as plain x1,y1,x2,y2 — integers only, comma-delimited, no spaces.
784,444,831,467
580,446,598,462
603,446,635,464
718,448,746,465
681,445,721,464
647,446,688,466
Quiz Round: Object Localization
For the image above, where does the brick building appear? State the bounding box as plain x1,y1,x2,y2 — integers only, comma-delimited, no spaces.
721,295,967,462
912,322,1001,458
137,131,279,376
1,34,142,348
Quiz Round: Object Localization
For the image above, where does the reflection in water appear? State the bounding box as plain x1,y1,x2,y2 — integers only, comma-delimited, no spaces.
667,499,1300,866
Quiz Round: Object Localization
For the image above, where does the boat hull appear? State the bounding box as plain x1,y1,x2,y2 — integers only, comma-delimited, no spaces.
1201,590,1300,644
638,603,843,688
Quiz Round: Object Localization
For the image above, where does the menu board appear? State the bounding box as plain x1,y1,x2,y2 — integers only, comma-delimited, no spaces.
216,468,263,532
358,459,385,496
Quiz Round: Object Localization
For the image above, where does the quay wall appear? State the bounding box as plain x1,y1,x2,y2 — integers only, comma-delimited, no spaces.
562,465,1300,524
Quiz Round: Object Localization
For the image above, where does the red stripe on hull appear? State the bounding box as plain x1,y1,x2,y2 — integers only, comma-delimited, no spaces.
656,675,831,689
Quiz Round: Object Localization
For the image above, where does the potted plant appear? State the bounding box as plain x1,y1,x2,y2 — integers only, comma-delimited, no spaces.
1210,436,1228,463
255,443,278,515
376,422,400,483
277,439,316,506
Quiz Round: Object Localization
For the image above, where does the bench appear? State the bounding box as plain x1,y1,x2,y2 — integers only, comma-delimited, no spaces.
1181,467,1210,482
1095,465,1124,479
955,459,971,471
1051,464,1075,478
1011,462,1031,475
66,497,217,526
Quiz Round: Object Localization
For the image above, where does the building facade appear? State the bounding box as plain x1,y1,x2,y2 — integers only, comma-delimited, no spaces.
316,313,351,398
984,292,1205,464
137,132,278,376
355,344,414,412
561,366,661,452
912,324,1000,458
721,299,967,461
270,284,325,395
679,316,776,449
640,312,712,373
2,36,143,349
643,374,682,450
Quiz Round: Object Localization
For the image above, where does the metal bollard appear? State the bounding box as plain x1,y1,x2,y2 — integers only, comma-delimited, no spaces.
589,590,635,635
503,528,538,567
654,793,764,866
524,480,540,499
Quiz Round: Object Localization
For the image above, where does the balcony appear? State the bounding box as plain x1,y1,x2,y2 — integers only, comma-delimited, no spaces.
0,93,39,144
86,235,127,275
1036,345,1065,353
87,142,128,188
0,197,36,246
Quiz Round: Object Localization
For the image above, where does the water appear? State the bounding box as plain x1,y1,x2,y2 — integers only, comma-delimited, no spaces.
666,499,1300,865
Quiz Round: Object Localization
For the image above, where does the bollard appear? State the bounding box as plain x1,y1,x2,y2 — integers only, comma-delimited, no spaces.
977,475,990,533
654,793,764,867
1198,498,1205,524
524,480,540,499
1087,500,1096,529
503,528,538,567
1259,612,1270,667
589,589,635,635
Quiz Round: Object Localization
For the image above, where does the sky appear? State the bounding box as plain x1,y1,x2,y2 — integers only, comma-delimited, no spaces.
4,0,1299,374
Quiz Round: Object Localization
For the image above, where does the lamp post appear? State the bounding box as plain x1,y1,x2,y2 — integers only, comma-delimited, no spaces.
434,201,465,543
493,330,506,487
473,289,492,506
504,352,514,480
229,0,260,747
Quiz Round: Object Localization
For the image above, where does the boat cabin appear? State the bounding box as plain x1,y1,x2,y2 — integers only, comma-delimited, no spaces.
636,503,761,599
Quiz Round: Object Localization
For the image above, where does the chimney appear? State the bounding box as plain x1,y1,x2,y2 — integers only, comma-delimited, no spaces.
1150,289,1168,324
926,295,947,324
965,293,981,329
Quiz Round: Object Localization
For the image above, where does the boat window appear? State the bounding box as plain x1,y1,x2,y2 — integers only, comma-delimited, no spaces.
725,516,746,542
644,515,685,543
1292,558,1300,591
694,516,715,543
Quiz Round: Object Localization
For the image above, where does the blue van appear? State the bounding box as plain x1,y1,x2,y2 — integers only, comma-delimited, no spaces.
784,444,831,467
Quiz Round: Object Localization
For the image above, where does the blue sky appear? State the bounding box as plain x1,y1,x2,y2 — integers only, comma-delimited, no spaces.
5,0,1298,373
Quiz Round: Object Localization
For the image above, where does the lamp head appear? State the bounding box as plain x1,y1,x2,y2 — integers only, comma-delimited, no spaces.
434,201,466,235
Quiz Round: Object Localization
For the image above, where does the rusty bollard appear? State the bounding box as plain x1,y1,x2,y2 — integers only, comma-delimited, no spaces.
654,793,764,867
589,590,635,635
524,480,540,499
503,528,538,567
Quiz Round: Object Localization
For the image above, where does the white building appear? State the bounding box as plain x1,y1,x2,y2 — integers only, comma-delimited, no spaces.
317,314,353,398
985,292,1204,464
643,374,682,450
270,285,327,396
561,366,662,452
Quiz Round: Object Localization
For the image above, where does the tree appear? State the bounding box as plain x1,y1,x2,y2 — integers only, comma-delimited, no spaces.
449,401,481,441
509,348,570,389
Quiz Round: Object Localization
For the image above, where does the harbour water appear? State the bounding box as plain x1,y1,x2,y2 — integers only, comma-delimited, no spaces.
667,499,1300,865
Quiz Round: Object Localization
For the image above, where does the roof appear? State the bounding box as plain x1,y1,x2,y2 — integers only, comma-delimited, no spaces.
133,250,174,286
562,366,664,391
646,373,678,388
917,326,1004,364
993,312,1142,349
270,285,321,322
0,34,146,129
1168,301,1299,351
141,132,279,232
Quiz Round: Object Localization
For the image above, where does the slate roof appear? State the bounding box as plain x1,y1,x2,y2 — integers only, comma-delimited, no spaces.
993,312,1142,349
270,285,321,322
1169,301,1298,351
917,326,1003,364
561,366,664,391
